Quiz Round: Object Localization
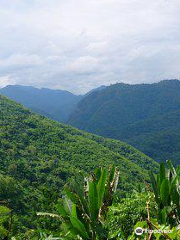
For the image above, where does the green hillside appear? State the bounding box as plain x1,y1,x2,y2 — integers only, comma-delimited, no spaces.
68,79,180,165
0,94,158,236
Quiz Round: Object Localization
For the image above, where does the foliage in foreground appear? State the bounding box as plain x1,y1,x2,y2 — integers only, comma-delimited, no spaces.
38,165,119,240
150,160,180,225
2,159,180,239
110,160,180,239
0,94,158,236
37,161,180,240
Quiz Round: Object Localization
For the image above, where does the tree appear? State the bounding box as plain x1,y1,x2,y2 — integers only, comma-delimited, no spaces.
0,205,11,238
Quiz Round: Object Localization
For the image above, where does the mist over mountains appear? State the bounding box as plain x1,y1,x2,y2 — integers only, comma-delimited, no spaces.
0,84,106,123
0,85,82,122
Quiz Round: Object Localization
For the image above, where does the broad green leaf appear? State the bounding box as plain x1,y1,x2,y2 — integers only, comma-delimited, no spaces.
64,187,78,204
160,163,166,184
94,168,101,182
89,181,99,223
149,171,159,203
71,204,77,218
73,178,89,215
168,227,179,239
55,204,68,218
171,188,180,207
170,175,179,191
160,179,169,206
97,168,108,208
63,196,72,214
70,216,90,239
166,160,176,176
176,165,180,175
160,208,167,224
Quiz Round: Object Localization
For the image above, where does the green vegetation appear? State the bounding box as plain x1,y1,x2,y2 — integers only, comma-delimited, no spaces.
108,190,152,237
149,160,180,225
68,79,180,165
0,94,158,237
3,80,180,166
108,160,180,239
38,165,119,239
0,205,11,238
36,161,180,239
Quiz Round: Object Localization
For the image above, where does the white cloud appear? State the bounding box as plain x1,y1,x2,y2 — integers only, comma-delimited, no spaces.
0,0,180,93
70,56,99,74
0,75,16,88
0,54,43,68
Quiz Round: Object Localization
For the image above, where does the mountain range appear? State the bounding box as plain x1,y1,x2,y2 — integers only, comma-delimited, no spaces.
0,84,106,123
1,80,180,165
0,85,82,122
68,79,180,165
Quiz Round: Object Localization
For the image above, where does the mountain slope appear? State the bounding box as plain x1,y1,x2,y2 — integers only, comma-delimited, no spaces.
0,94,157,188
0,94,158,234
0,85,82,122
68,79,180,165
84,85,107,96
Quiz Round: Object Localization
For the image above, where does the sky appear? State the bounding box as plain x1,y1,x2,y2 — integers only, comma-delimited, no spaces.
0,0,180,94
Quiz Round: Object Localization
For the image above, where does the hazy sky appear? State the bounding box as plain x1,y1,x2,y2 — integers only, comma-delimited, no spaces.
0,0,180,93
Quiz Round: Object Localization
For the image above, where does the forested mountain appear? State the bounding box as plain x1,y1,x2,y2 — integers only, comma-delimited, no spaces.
0,85,107,124
3,80,180,166
0,94,158,236
84,85,106,96
68,79,180,165
0,85,82,122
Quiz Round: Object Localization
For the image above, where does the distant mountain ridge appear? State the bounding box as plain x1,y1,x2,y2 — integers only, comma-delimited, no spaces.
2,80,180,165
84,85,107,96
0,84,107,123
68,79,180,165
0,85,82,122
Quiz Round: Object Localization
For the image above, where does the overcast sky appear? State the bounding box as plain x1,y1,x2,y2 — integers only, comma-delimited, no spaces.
0,0,180,93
